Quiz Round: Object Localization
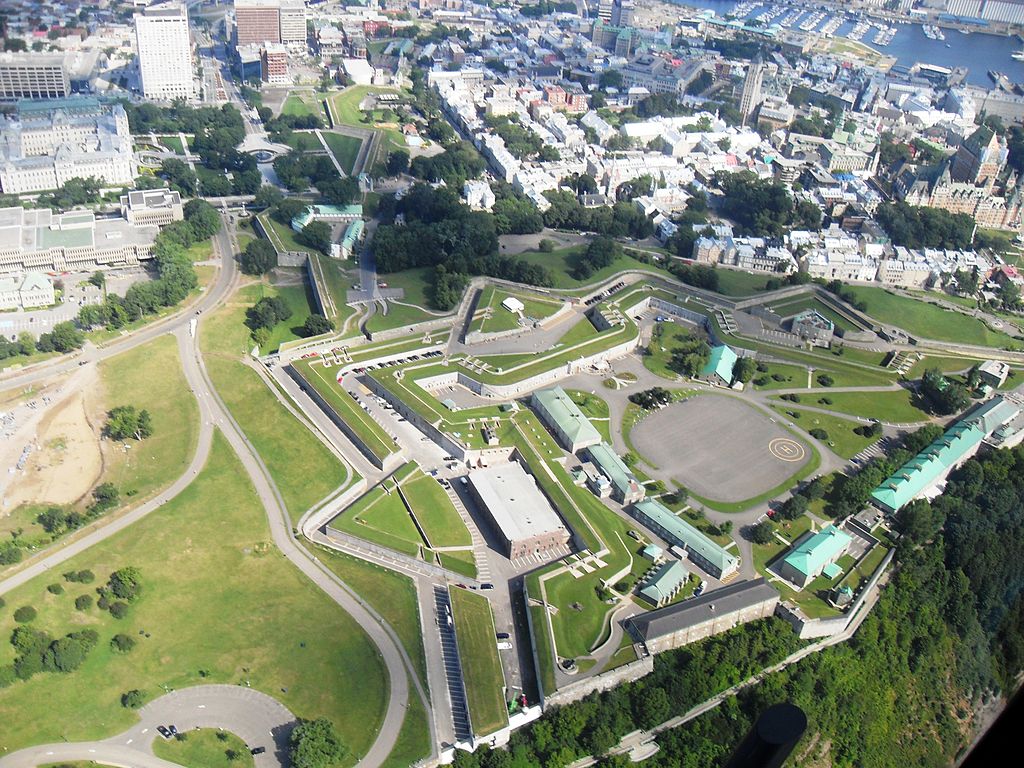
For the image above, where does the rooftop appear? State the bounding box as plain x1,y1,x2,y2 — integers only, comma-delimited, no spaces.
532,386,602,447
782,525,852,579
639,559,689,606
467,461,567,543
628,578,779,642
586,442,643,500
632,499,738,574
701,344,737,383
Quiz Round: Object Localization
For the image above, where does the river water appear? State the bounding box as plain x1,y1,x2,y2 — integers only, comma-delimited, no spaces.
673,0,1024,87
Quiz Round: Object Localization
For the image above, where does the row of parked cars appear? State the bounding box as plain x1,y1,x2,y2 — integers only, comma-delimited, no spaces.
348,349,443,376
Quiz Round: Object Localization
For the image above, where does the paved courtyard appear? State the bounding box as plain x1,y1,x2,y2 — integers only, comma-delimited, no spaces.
630,395,811,503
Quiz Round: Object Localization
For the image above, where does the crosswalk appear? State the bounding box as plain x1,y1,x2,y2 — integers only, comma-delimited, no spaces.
849,437,890,468
432,586,473,741
510,544,572,571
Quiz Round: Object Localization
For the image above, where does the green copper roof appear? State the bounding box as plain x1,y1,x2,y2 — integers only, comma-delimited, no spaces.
782,525,851,579
639,559,688,606
701,344,737,383
587,442,642,500
532,386,601,447
870,397,1020,512
632,499,738,574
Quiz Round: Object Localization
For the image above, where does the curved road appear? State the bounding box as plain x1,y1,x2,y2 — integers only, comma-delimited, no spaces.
0,685,295,768
0,216,419,768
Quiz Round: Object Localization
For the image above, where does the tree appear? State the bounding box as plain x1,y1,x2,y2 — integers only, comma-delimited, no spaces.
732,356,757,384
90,482,120,514
111,633,136,653
290,718,347,768
121,689,145,709
919,368,969,415
246,296,292,332
108,566,143,601
241,238,277,275
302,314,334,337
300,221,333,255
13,606,37,623
75,595,93,611
88,271,106,289
386,149,410,176
750,521,774,544
105,405,153,441
37,322,84,353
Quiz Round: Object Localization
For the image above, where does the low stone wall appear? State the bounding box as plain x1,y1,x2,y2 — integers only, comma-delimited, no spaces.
544,655,655,709
367,313,454,342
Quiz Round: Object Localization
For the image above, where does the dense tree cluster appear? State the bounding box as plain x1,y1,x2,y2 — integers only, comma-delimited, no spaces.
0,626,99,686
875,201,975,249
35,176,102,210
273,150,359,205
373,184,552,310
302,314,334,337
289,718,347,768
542,190,654,240
669,263,720,293
246,296,292,334
104,405,154,441
668,336,711,378
716,171,822,236
450,618,801,768
628,387,673,410
409,142,486,187
240,238,278,275
264,112,323,144
519,0,575,16
918,368,971,415
492,192,544,236
572,237,621,280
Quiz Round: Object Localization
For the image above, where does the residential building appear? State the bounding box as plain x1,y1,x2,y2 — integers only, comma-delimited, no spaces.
119,188,184,227
135,1,194,101
0,207,158,276
466,461,571,560
778,525,852,588
638,560,689,607
338,219,364,259
0,52,70,101
531,386,602,453
625,578,779,654
0,98,134,194
700,345,737,387
630,499,739,579
585,442,645,504
463,180,496,211
871,396,1022,513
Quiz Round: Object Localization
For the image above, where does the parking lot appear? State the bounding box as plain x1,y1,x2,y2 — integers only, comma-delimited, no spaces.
432,586,473,741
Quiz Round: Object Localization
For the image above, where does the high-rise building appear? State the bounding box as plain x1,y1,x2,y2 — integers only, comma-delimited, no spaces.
260,44,289,84
279,0,307,46
0,52,70,101
739,59,764,126
235,0,282,46
611,0,634,26
597,0,614,23
135,1,194,101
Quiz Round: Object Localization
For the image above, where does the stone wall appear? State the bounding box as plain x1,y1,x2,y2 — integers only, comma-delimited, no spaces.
544,655,655,709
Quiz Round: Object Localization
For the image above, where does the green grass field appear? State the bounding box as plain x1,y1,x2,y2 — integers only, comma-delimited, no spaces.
334,480,423,557
291,358,396,462
449,587,508,737
469,286,563,335
0,434,385,760
98,334,199,506
158,136,185,154
306,544,427,689
400,469,471,548
844,285,1017,348
281,92,327,121
774,388,928,424
257,212,315,256
365,301,437,334
765,295,859,332
152,728,254,768
373,267,433,308
245,280,317,354
322,132,364,175
712,269,774,297
201,284,351,523
514,246,673,289
282,132,323,151
770,405,876,459
381,672,432,768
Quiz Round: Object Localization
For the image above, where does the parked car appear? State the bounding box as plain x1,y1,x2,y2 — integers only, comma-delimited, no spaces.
496,632,510,640
481,583,494,590
251,746,266,755
157,726,172,740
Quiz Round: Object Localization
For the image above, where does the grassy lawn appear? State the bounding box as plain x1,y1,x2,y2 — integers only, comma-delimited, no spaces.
400,468,471,548
283,132,324,151
306,544,427,689
449,587,508,737
333,481,424,557
543,570,613,659
843,285,1017,348
770,406,876,459
470,286,563,335
158,136,185,154
437,550,477,579
152,728,253,768
0,434,385,761
774,388,927,424
365,301,437,334
752,361,809,390
281,92,327,121
257,211,314,256
840,543,890,593
322,132,364,175
515,245,673,289
98,334,199,505
382,672,431,768
765,295,859,332
712,269,774,297
565,389,611,442
291,358,396,462
201,284,350,523
375,267,433,309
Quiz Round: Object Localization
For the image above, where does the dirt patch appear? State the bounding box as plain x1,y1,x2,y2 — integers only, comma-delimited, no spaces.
5,373,103,508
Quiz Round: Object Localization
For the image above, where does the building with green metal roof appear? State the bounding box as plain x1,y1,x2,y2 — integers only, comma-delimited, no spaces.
290,204,363,233
531,386,602,453
639,559,689,607
779,524,852,588
630,499,739,579
700,344,737,386
585,442,645,504
870,396,1021,513
339,219,364,258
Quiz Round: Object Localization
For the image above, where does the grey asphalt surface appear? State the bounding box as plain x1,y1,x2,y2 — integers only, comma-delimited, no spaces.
0,685,296,768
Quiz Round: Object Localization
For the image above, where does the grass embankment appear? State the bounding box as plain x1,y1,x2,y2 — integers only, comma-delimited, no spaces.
515,246,673,289
773,388,928,424
764,294,860,332
0,433,386,760
843,285,1017,348
201,284,351,523
290,357,396,463
469,285,564,335
449,587,508,737
281,91,328,121
256,211,314,256
152,728,254,768
322,132,363,175
769,406,877,459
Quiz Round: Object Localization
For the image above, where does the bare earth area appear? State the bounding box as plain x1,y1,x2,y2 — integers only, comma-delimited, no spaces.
630,395,810,503
4,365,103,508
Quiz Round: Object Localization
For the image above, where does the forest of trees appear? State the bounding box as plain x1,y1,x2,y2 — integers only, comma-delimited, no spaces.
716,171,822,236
875,201,975,250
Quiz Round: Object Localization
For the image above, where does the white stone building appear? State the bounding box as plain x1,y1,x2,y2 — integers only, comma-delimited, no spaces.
135,1,195,101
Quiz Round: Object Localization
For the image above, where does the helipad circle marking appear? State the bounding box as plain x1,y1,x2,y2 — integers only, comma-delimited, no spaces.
769,438,806,462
